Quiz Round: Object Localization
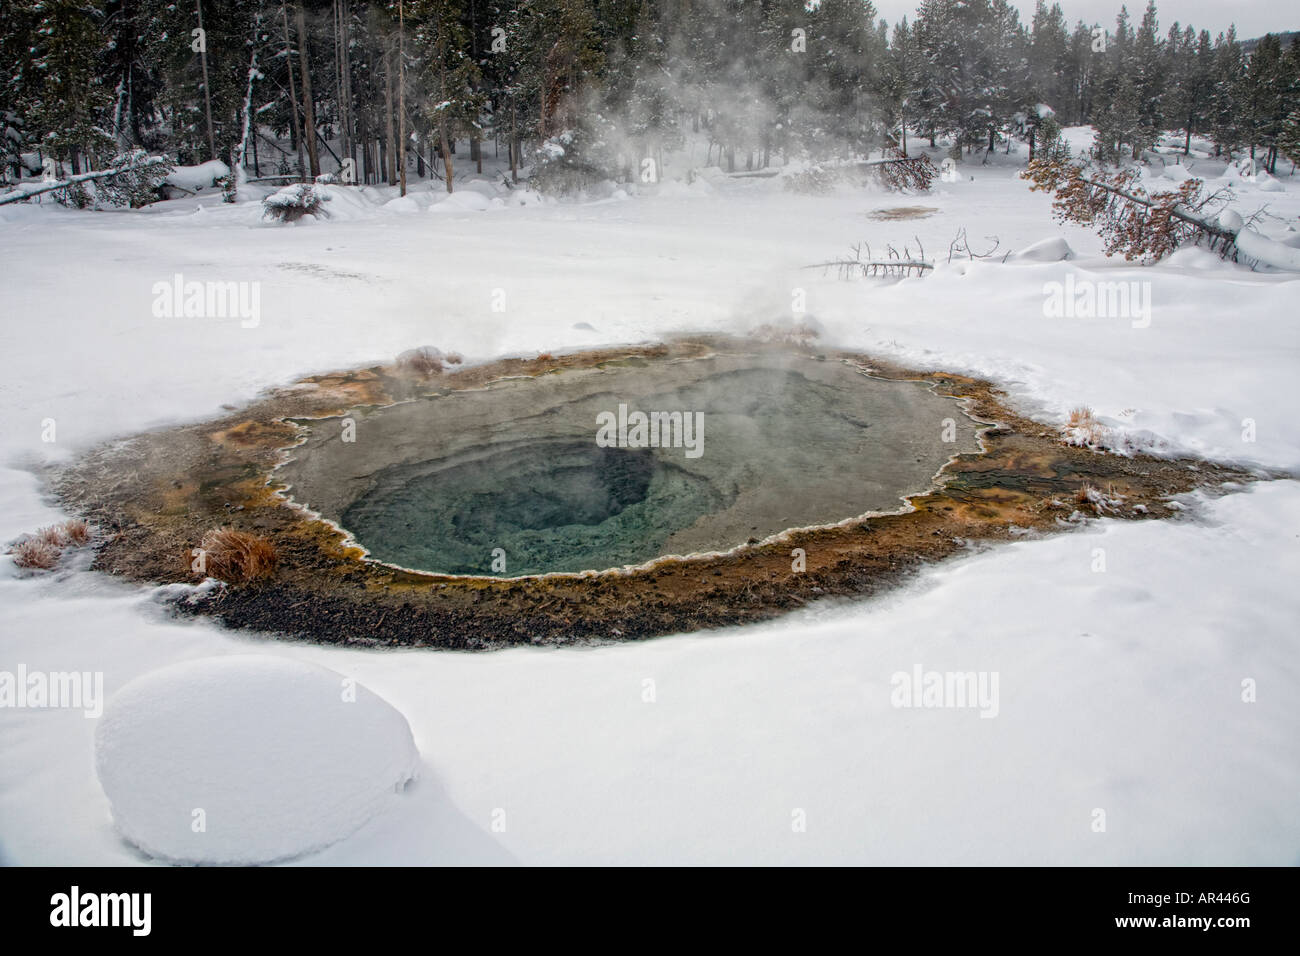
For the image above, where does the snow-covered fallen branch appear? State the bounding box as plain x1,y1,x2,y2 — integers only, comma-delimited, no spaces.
0,154,171,207
1231,222,1300,272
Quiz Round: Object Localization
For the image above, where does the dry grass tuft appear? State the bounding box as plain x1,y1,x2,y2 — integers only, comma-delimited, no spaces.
10,538,61,570
62,518,92,545
193,528,278,583
1064,405,1108,447
7,519,93,571
36,525,70,547
1067,406,1096,429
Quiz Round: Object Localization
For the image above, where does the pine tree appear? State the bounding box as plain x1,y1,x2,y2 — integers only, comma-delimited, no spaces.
1131,0,1164,156
22,0,114,176
1209,28,1245,158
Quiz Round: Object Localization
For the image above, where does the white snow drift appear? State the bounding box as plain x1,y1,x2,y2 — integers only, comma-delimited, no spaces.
93,655,419,865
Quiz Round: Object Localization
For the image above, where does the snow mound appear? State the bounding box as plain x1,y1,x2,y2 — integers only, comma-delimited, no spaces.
164,160,230,193
1010,237,1074,262
1217,209,1244,233
383,195,421,213
459,179,501,198
504,187,545,207
310,184,376,220
93,655,419,865
1162,164,1193,182
429,190,493,214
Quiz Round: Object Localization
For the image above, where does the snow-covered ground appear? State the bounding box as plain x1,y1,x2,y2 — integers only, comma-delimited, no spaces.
2,146,1298,865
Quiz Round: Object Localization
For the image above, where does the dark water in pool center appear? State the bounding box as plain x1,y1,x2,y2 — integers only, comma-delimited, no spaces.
341,438,727,575
284,358,983,577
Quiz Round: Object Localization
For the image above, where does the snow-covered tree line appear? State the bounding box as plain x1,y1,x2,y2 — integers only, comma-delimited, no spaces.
1,0,1297,197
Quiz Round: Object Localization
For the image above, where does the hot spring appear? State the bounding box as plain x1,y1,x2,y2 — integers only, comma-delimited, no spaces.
277,353,984,577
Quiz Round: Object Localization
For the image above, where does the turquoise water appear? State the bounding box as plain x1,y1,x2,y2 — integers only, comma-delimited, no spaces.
341,438,727,575
282,356,983,577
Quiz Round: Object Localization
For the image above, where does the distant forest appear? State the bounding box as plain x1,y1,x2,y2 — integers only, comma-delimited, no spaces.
2,0,1298,193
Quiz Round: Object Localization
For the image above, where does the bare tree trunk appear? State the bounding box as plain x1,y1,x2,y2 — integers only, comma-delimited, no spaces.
333,0,349,162
398,1,407,196
282,5,304,175
230,14,264,200
439,59,453,193
294,4,320,177
509,98,518,183
340,0,354,172
196,0,217,161
383,46,396,184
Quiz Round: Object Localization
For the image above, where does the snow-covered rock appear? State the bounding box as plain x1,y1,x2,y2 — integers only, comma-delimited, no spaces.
93,655,419,865
164,160,230,193
1010,237,1074,262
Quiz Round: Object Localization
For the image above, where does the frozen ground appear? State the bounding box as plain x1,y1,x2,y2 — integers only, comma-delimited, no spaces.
1,143,1298,865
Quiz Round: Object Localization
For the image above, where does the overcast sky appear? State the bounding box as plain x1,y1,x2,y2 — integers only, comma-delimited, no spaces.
869,0,1291,39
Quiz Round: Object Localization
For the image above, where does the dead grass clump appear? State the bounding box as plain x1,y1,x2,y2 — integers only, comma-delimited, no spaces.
62,519,91,545
36,525,70,547
8,519,93,571
10,538,62,570
1064,406,1108,447
1074,481,1125,514
194,528,278,583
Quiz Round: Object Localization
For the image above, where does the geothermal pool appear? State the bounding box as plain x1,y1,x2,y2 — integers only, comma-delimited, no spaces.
277,353,983,576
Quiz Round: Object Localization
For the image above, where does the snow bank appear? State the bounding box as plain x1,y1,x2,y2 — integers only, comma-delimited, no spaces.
429,190,494,214
93,655,419,864
1009,237,1074,262
459,179,501,199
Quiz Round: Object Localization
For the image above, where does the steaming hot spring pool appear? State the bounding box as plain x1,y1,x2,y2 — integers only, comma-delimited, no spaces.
277,353,984,577
57,338,1242,645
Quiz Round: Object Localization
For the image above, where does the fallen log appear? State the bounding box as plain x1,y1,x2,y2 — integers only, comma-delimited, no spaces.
0,155,170,206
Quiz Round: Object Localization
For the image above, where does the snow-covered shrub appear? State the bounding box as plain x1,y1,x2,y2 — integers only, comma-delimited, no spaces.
529,128,619,197
93,150,173,207
783,165,840,194
262,182,329,222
